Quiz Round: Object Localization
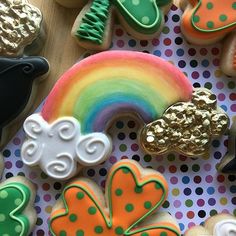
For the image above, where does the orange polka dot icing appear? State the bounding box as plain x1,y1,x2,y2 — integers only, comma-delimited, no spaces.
181,0,236,41
50,160,181,236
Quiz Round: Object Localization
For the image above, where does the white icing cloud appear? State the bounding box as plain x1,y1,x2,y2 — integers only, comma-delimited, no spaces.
21,114,112,180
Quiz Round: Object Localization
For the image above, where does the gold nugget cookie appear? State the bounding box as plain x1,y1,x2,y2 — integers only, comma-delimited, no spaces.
141,88,229,157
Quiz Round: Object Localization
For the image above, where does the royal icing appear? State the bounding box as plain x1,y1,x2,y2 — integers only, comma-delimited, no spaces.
0,56,49,148
21,114,112,180
21,51,193,179
76,0,110,44
0,182,32,236
182,0,236,40
214,219,236,236
0,0,43,56
50,160,181,236
141,88,229,157
69,0,172,48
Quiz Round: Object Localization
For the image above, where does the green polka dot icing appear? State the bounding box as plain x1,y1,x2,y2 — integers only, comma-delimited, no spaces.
76,230,84,236
94,225,103,234
69,214,77,222
77,192,84,200
125,203,134,212
88,206,97,215
0,183,31,236
115,188,123,196
191,0,236,32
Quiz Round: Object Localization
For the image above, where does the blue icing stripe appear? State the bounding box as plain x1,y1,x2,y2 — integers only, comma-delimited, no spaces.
78,94,166,133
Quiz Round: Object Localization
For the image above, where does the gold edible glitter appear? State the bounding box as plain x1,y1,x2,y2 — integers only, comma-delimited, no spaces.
140,88,229,157
0,0,42,56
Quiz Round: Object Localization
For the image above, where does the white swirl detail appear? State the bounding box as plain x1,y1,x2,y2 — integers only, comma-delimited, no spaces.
21,140,43,165
21,114,112,180
48,118,79,140
214,219,236,236
76,133,112,166
45,153,77,179
23,116,44,139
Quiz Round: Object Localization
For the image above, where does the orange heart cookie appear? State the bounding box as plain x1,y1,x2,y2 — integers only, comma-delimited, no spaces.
181,0,236,76
50,160,181,236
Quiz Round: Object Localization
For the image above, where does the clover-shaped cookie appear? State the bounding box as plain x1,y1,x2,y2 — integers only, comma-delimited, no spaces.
55,0,172,50
181,0,236,76
50,160,181,236
141,88,229,157
0,172,36,236
184,213,236,236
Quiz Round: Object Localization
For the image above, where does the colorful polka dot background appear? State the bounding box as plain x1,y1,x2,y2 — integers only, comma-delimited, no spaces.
1,5,236,236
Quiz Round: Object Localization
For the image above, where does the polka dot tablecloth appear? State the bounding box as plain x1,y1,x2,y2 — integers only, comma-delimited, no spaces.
1,5,236,236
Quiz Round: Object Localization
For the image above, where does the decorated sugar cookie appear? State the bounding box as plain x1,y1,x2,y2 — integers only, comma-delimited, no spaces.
218,116,236,174
21,51,192,180
181,0,236,76
50,160,181,236
0,56,49,149
0,0,46,56
0,173,37,236
55,0,173,50
141,88,229,157
184,213,236,236
21,51,229,180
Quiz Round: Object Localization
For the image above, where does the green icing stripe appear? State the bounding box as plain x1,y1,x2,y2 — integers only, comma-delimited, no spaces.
76,0,110,45
73,78,167,132
191,0,236,32
0,183,31,236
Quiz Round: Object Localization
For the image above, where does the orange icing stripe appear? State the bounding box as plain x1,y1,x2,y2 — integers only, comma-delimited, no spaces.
50,160,181,236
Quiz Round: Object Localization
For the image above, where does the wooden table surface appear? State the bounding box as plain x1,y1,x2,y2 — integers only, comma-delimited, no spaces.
6,0,180,147
30,0,181,103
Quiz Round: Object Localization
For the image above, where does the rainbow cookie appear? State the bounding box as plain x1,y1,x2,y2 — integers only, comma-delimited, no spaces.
50,159,181,236
181,0,236,76
0,0,46,56
184,213,236,236
55,0,173,50
0,174,37,236
21,51,193,180
21,51,229,180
